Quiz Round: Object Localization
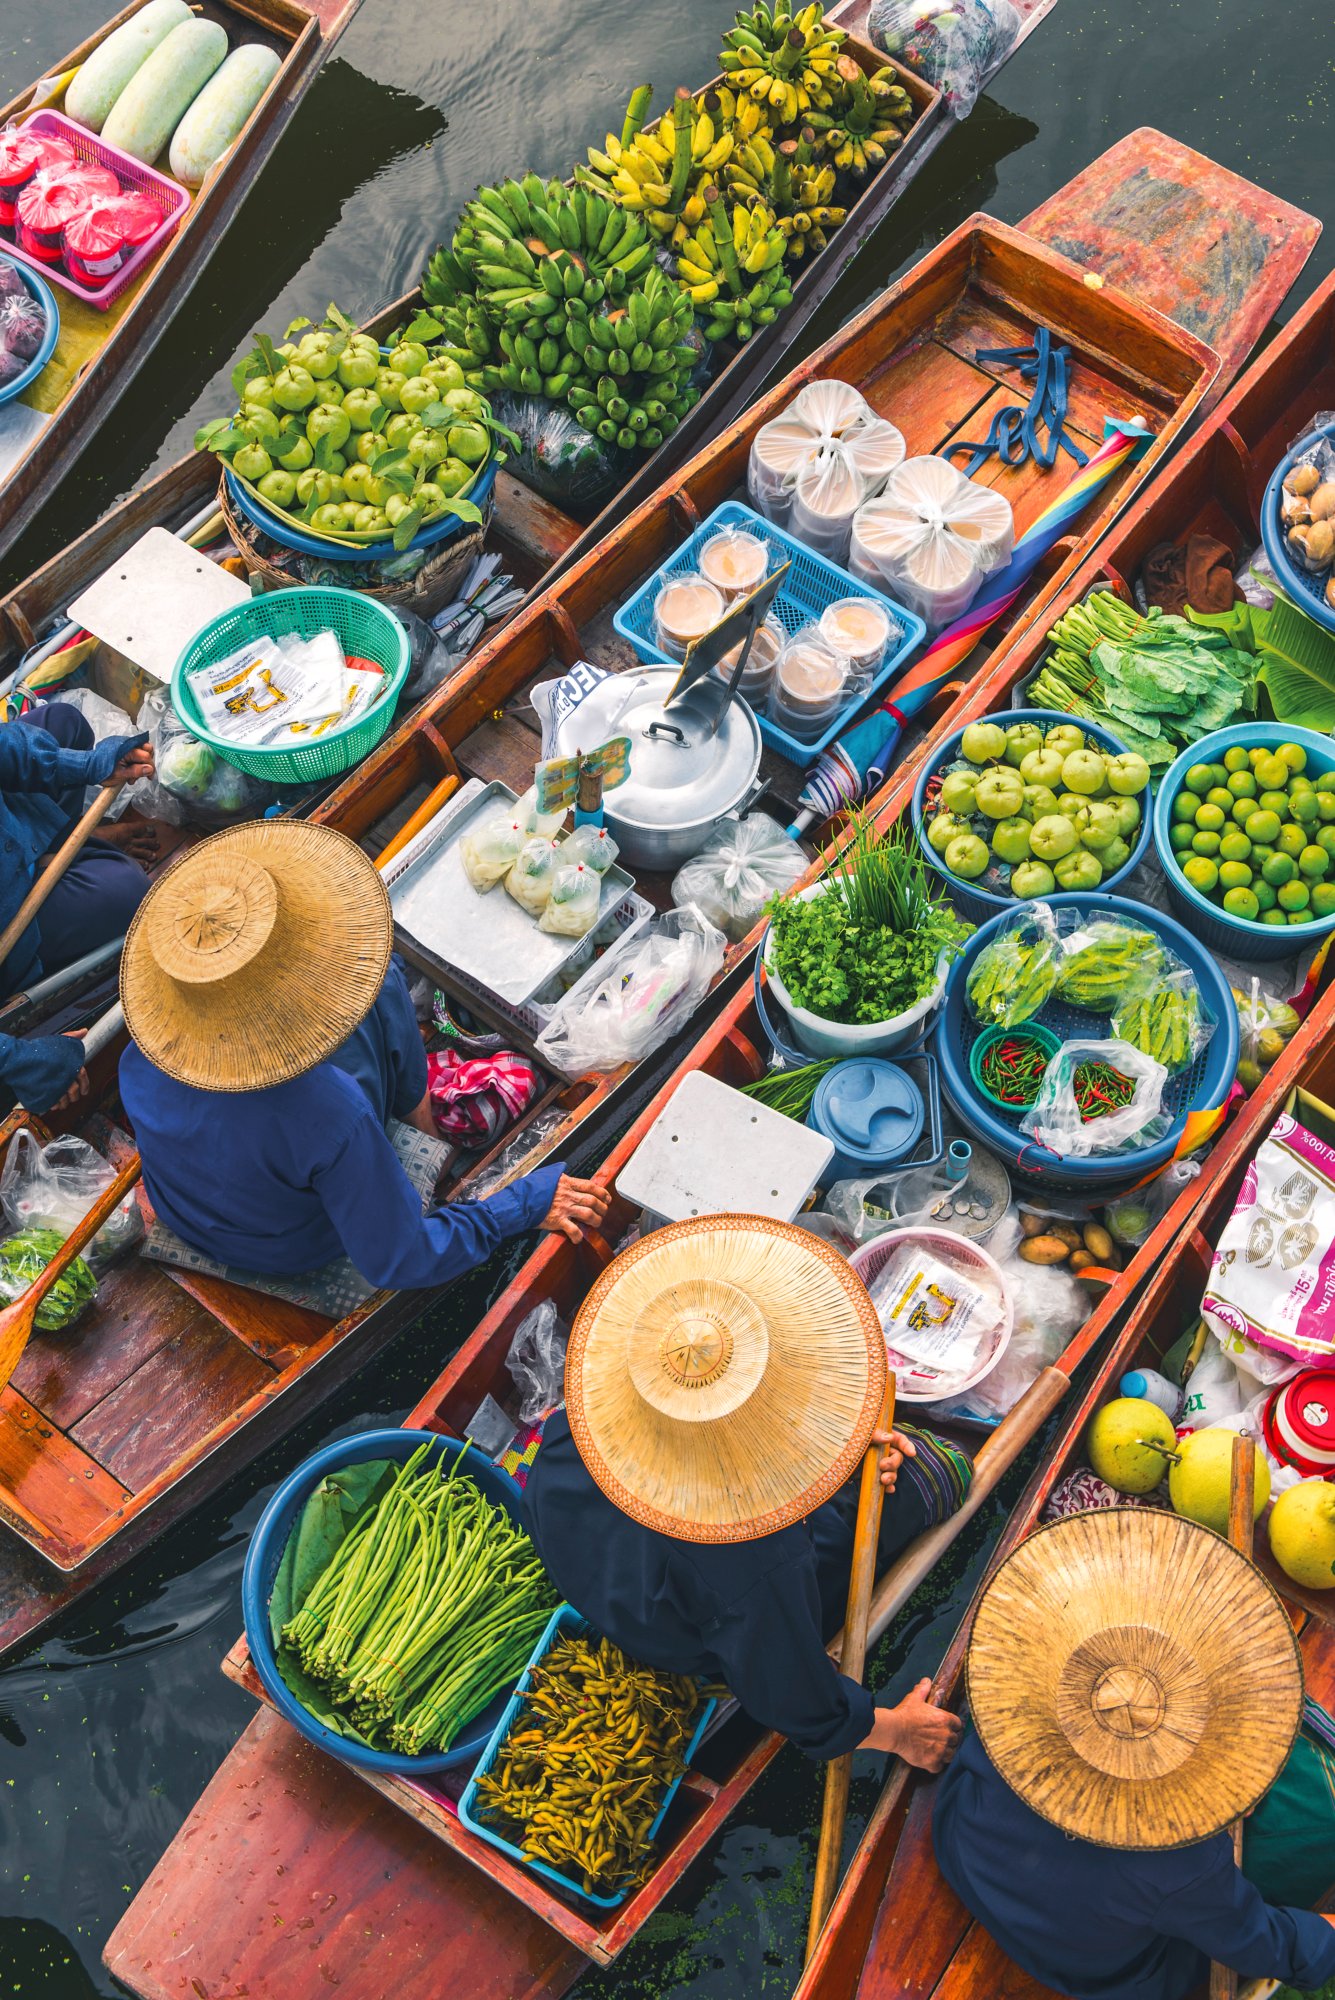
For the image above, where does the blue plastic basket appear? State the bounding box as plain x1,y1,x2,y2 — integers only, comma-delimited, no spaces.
459,1604,717,1908
1151,723,1335,962
0,254,58,408
226,450,498,564
934,892,1239,1193
911,707,1155,923
612,500,926,763
242,1428,530,1777
1261,423,1335,636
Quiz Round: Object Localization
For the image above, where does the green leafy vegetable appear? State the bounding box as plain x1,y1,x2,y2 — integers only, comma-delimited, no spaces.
0,1228,96,1330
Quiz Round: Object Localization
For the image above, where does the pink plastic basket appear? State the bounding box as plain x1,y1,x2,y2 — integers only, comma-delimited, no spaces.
2,110,189,309
848,1227,1013,1403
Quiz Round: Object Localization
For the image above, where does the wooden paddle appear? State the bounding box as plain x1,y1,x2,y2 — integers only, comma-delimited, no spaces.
1210,1433,1258,2000
0,1152,142,1392
806,1374,896,1962
0,780,124,979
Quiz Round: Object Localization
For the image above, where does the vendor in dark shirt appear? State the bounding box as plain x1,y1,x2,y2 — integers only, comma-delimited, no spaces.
524,1215,968,1770
930,1509,1335,2000
117,821,608,1289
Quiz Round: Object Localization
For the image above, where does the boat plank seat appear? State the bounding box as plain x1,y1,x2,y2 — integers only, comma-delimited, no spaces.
855,1788,971,2000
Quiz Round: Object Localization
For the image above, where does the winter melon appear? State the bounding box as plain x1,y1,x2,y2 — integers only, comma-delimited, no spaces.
64,0,192,134
102,19,228,165
168,44,282,186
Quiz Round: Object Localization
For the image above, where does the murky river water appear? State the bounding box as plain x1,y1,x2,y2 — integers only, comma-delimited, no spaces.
0,1,1331,1991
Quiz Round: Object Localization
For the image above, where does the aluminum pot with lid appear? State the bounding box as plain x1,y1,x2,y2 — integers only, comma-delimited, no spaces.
549,664,763,870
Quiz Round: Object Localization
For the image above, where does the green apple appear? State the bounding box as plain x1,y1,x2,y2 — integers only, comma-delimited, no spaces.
991,817,1032,865
974,767,1025,819
390,341,430,377
1012,860,1056,899
424,356,466,394
437,456,472,496
961,721,1008,765
345,463,379,503
242,375,276,414
940,769,979,815
447,421,489,465
1075,801,1119,851
1030,814,1078,862
296,468,336,507
1110,796,1141,838
307,405,352,451
243,405,280,444
342,388,384,432
1019,747,1065,789
233,441,273,483
1055,792,1088,820
311,503,349,534
338,348,381,390
1062,748,1108,796
414,481,447,516
441,386,487,419
356,430,389,466
928,811,972,854
272,364,317,412
400,376,440,416
1104,751,1151,797
353,504,390,533
1044,722,1085,758
944,832,990,879
384,492,416,527
297,336,339,380
1004,722,1043,768
312,379,345,408
407,429,448,469
1022,784,1060,822
276,432,313,473
1102,836,1133,872
1055,849,1103,889
385,412,416,449
375,368,407,411
257,468,297,508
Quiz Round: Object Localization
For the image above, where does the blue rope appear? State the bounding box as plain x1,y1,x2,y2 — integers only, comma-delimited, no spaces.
945,326,1090,477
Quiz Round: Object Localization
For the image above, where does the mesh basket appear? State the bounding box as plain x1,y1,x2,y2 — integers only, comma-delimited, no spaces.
9,111,189,309
171,586,410,783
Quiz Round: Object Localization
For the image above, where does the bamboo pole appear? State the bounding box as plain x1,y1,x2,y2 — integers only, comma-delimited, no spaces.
0,782,122,979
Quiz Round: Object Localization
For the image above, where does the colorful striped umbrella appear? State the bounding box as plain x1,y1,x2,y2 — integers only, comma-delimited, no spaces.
788,421,1154,834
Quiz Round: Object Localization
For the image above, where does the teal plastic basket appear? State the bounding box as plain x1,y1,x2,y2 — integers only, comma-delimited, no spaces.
171,587,410,784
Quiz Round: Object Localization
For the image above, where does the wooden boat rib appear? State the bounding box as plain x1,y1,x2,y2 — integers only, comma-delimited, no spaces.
0,0,364,555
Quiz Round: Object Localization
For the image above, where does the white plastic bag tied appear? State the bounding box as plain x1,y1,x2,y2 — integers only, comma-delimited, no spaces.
851,456,1014,630
748,377,905,529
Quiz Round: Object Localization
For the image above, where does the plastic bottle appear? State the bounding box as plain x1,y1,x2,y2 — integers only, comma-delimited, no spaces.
1120,1368,1182,1421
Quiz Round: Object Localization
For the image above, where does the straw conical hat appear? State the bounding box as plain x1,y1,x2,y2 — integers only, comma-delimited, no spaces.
121,821,392,1092
565,1214,887,1543
967,1510,1303,1849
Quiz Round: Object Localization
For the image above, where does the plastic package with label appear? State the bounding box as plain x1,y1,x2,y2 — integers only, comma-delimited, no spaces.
534,907,726,1077
747,378,905,527
670,812,808,942
1020,1038,1170,1159
1202,1109,1335,1379
930,1213,1084,1420
849,456,1014,630
0,1128,142,1273
867,0,1022,116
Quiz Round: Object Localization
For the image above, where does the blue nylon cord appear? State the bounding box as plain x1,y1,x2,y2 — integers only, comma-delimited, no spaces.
946,326,1090,476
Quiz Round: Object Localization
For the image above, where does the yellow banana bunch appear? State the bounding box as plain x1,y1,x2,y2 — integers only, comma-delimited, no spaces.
583,85,776,252
805,54,917,177
718,0,846,128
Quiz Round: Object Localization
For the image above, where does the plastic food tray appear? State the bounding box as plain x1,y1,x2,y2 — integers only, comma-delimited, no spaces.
0,251,58,406
458,1603,716,1908
1261,421,1335,637
7,110,190,310
612,500,926,764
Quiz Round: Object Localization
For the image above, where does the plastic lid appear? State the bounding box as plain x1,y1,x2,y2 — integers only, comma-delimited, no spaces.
64,203,129,258
1266,1367,1335,1467
106,190,161,247
810,1059,924,1165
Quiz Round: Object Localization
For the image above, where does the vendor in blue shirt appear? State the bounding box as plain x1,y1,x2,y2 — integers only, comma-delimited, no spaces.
930,1509,1335,2000
1,700,157,1117
117,821,608,1289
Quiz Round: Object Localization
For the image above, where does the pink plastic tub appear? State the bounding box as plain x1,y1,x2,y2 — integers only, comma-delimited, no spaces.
849,1226,1013,1403
2,110,189,309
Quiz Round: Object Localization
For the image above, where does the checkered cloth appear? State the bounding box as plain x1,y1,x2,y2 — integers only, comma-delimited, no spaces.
426,1047,542,1148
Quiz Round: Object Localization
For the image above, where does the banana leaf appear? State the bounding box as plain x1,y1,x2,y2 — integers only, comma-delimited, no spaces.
268,1457,397,1647
1252,600,1335,731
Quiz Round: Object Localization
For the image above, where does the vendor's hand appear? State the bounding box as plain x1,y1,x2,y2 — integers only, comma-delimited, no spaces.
871,1681,962,1773
539,1175,611,1244
53,1031,89,1113
109,744,154,789
872,1427,916,1493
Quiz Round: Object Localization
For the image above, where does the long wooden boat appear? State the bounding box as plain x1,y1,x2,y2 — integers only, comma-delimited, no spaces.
103,234,1335,2000
0,0,365,558
0,151,1298,1671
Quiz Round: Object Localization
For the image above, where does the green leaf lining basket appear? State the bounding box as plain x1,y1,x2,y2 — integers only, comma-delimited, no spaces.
170,587,411,784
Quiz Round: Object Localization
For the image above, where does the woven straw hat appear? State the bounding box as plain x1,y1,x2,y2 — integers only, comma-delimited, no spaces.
967,1510,1303,1849
121,822,392,1092
565,1214,887,1543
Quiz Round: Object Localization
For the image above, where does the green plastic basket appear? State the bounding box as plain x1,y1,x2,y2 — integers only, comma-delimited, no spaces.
967,1022,1062,1112
170,587,411,784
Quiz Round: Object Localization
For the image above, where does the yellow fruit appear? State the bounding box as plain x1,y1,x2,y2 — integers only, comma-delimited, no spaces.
1168,1427,1270,1533
1086,1398,1176,1494
1267,1480,1335,1589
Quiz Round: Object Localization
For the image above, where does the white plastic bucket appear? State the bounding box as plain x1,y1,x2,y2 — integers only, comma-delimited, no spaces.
763,883,949,1058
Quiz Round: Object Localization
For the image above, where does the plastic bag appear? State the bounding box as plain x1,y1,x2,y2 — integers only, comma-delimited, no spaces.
1233,975,1302,1092
460,803,526,891
505,836,561,917
849,457,1013,630
1111,968,1214,1073
1202,1109,1335,1375
397,606,458,703
0,1227,96,1331
460,1105,569,1200
965,904,1060,1026
0,290,46,363
748,379,905,526
491,391,628,508
670,813,808,942
563,824,619,876
790,442,872,565
1105,1157,1201,1248
1055,916,1167,1013
506,1301,570,1424
122,687,272,829
821,1175,905,1249
818,596,895,678
517,785,566,840
0,1129,142,1272
698,525,770,605
1278,425,1335,587
1020,1038,1170,1159
653,571,725,662
868,0,1022,116
534,907,726,1077
770,626,850,740
538,861,601,938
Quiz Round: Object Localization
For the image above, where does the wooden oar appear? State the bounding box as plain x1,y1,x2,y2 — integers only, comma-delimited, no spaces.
807,1375,895,1962
0,1153,142,1392
1210,1434,1258,2000
0,781,123,979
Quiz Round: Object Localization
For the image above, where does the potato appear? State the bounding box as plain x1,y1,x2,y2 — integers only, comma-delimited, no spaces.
1019,1235,1070,1265
1069,1249,1096,1272
1019,1212,1045,1238
1051,1223,1083,1253
1082,1222,1115,1261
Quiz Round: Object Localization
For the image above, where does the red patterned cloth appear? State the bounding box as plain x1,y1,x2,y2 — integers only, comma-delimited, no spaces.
1041,1468,1168,1521
426,1046,542,1148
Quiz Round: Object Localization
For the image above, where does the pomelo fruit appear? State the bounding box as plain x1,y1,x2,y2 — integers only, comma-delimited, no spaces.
1086,1398,1176,1494
1268,1481,1335,1590
1168,1427,1269,1533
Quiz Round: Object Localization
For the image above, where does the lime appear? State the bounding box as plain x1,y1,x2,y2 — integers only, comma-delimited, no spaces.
1183,763,1215,796
1171,792,1198,825
1263,852,1296,886
1231,798,1258,827
1206,787,1236,813
1259,789,1292,816
1278,823,1308,857
1299,845,1330,879
1289,791,1321,826
1223,747,1250,774
1191,831,1221,857
1314,769,1335,794
1262,909,1290,927
1279,743,1309,774
1278,880,1311,912
1252,880,1278,911
1255,754,1291,791
1252,844,1277,865
1318,793,1335,824
1227,770,1258,799
1169,823,1195,853
1289,911,1312,925
1248,747,1268,767
1312,882,1335,917
1222,886,1259,921
1219,861,1253,891
1317,827,1335,859
1182,856,1219,894
1219,831,1252,863
1193,802,1225,832
1244,809,1281,844
1208,764,1230,789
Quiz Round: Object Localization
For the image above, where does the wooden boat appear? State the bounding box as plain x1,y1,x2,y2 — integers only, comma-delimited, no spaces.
0,0,365,557
0,148,1298,1671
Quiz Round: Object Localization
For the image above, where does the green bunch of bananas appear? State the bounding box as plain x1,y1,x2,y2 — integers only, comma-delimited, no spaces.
719,0,846,128
804,57,915,176
676,186,791,343
564,268,701,451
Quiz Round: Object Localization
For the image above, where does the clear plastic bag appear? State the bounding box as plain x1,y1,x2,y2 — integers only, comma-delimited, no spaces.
491,391,628,507
867,0,1023,116
1105,1158,1201,1248
505,836,561,916
698,525,770,605
670,812,808,942
533,907,726,1077
1054,915,1168,1013
517,784,566,840
1111,968,1214,1073
0,1228,96,1330
849,457,1013,630
965,904,1061,1027
1233,975,1302,1092
818,596,894,678
748,379,905,527
505,1300,570,1424
0,1129,142,1273
820,1175,904,1249
931,1213,1084,1420
123,686,272,828
563,824,619,876
653,572,725,661
460,803,526,891
770,626,850,740
1020,1038,1171,1159
791,442,871,565
1278,424,1335,584
538,861,600,938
